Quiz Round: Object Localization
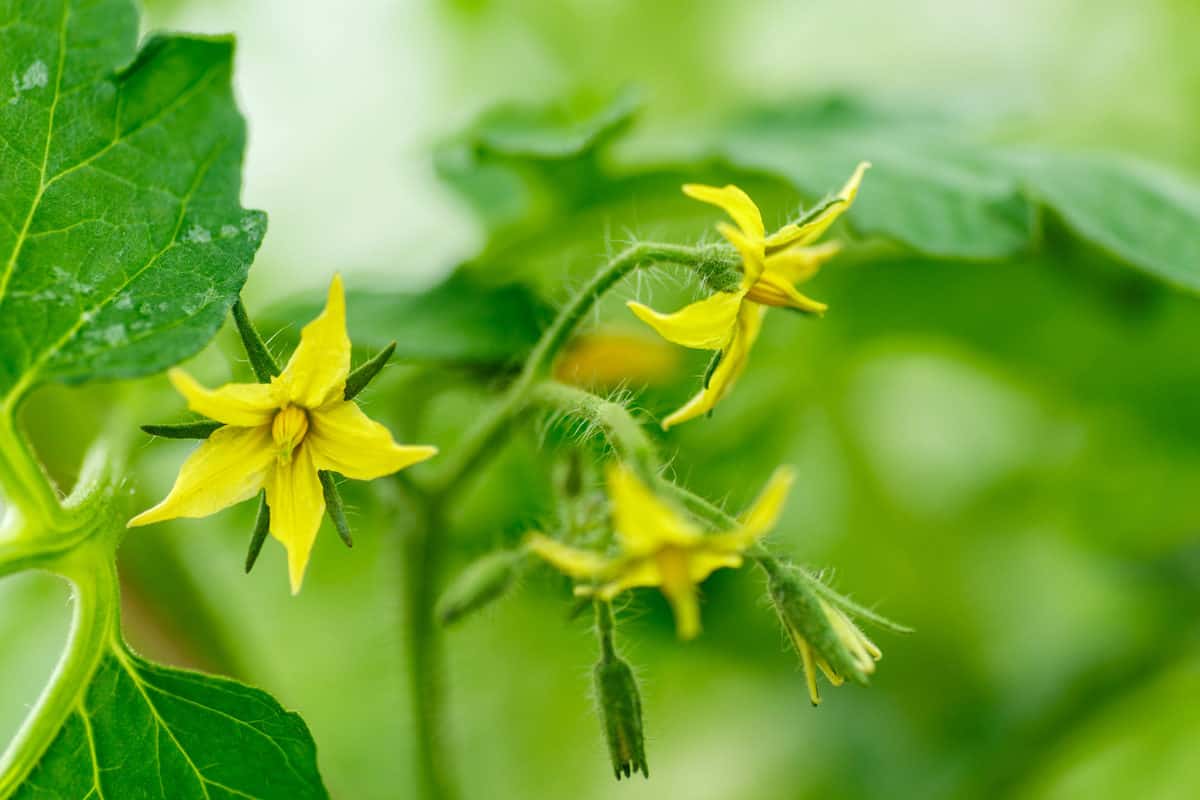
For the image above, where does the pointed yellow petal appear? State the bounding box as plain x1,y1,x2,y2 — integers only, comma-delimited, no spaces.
168,369,278,427
716,222,766,283
686,549,742,583
594,557,664,598
744,270,828,314
527,533,613,579
661,303,764,429
278,274,351,409
128,426,274,527
655,548,702,640
798,638,822,705
264,442,326,594
682,183,765,241
307,401,437,480
626,290,743,351
738,465,795,539
606,462,698,554
763,241,842,284
764,162,871,249
702,466,794,551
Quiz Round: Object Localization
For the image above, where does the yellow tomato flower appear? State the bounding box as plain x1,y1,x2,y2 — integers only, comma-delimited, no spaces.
628,162,869,429
528,462,794,639
129,275,438,593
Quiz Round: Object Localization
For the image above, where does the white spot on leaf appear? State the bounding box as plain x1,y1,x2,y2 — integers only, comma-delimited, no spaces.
185,225,212,244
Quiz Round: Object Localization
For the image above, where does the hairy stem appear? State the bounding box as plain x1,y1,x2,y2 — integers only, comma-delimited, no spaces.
399,242,735,798
531,381,658,478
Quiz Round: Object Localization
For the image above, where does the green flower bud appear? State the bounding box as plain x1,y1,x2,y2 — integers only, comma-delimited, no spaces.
436,549,525,626
594,652,648,780
763,558,882,705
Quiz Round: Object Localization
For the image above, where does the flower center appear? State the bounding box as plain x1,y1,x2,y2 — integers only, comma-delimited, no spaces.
271,405,309,463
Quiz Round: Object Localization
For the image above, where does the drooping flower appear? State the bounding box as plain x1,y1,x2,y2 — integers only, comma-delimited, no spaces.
528,462,794,639
764,559,886,705
628,163,869,429
129,275,437,593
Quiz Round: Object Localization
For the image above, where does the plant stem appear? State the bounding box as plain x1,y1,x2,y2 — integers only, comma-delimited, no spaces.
402,496,457,800
530,381,658,478
0,413,69,534
399,241,735,798
0,544,118,797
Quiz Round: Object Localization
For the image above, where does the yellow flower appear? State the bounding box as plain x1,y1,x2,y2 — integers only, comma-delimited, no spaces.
129,275,438,593
628,163,869,429
528,462,794,639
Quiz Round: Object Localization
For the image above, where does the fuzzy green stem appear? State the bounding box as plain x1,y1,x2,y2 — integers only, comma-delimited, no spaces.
530,381,657,478
0,544,119,796
400,242,735,798
425,241,734,498
595,599,617,661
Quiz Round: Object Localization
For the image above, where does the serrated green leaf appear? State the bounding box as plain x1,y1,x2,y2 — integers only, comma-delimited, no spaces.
0,1,265,406
13,641,328,800
1009,151,1200,292
263,272,551,367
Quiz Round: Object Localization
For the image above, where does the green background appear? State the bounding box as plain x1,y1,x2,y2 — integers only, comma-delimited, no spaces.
4,0,1200,798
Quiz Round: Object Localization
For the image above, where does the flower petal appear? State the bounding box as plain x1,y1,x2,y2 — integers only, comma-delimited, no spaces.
682,183,765,241
763,241,842,285
626,289,744,351
705,465,796,550
606,462,699,554
717,222,766,283
764,162,870,250
686,549,743,583
128,426,274,526
661,303,764,429
745,270,828,314
264,442,326,594
168,368,278,427
308,401,437,480
278,273,351,409
528,533,614,579
655,548,702,639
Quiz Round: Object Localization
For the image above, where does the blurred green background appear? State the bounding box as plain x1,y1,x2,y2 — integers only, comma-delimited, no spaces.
4,1,1200,798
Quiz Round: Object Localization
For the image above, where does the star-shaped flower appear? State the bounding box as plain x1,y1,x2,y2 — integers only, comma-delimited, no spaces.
528,462,794,639
129,275,437,593
628,163,869,428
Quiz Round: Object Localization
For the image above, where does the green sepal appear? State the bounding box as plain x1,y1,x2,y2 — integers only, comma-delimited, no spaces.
344,341,397,400
232,298,281,381
592,602,648,781
702,348,724,389
319,471,353,548
244,492,271,574
140,420,223,439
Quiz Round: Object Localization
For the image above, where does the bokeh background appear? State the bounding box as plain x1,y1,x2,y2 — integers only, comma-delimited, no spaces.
4,1,1200,798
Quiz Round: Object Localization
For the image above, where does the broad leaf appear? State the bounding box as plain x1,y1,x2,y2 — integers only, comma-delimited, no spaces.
0,1,265,405
13,642,327,799
709,99,1036,260
264,272,551,366
1009,151,1200,293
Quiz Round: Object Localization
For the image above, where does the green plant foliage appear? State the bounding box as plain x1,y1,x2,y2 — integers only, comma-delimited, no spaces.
264,273,551,366
14,643,327,800
0,1,265,405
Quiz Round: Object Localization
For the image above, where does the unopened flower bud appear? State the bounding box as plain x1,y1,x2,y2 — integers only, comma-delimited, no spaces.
764,559,882,705
436,549,525,626
594,652,648,780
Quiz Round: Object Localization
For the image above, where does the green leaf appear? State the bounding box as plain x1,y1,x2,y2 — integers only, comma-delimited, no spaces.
710,98,1036,260
264,272,551,367
13,641,328,800
0,1,265,406
1009,151,1200,292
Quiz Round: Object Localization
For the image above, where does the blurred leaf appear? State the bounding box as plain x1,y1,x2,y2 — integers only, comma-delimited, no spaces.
711,98,1035,260
14,641,327,799
1010,151,1200,292
0,2,265,405
264,272,551,366
435,88,638,238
